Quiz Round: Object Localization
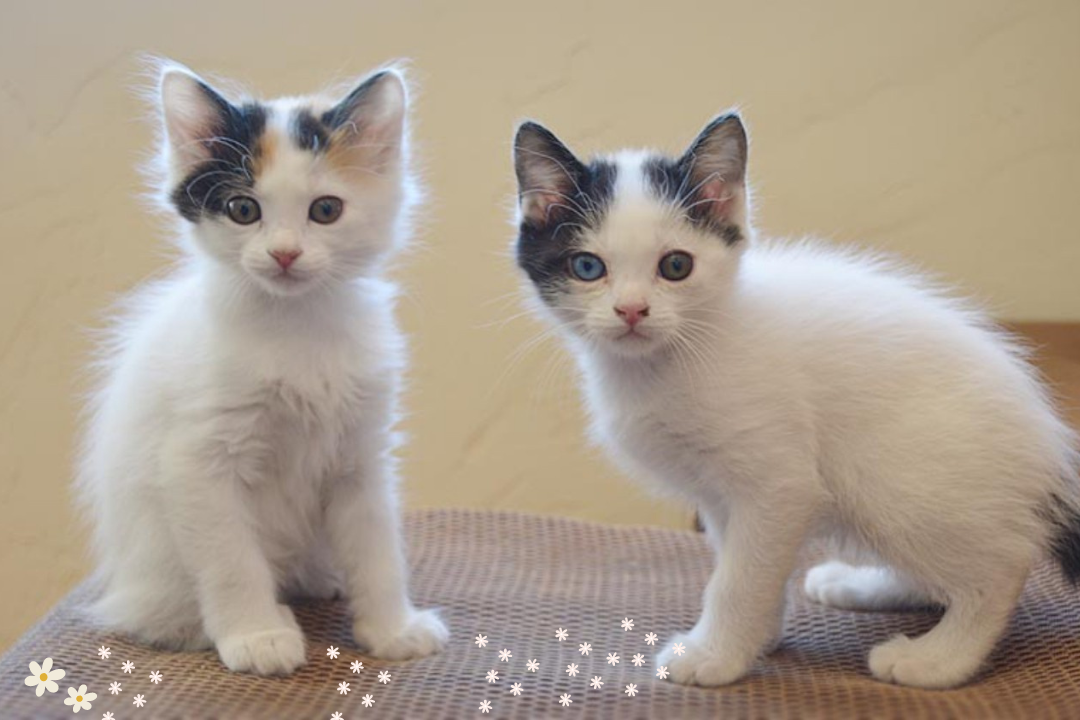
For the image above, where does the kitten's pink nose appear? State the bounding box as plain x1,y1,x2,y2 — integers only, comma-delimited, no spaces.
269,249,302,270
614,303,650,327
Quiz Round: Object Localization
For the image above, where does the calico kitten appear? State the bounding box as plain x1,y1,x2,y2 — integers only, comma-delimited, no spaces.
77,61,447,675
511,114,1080,688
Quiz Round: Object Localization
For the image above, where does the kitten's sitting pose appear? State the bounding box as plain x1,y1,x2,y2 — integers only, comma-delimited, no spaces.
78,62,447,675
511,115,1080,688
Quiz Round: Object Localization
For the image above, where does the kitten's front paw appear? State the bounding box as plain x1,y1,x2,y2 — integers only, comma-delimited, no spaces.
655,631,753,687
354,608,449,661
216,609,307,676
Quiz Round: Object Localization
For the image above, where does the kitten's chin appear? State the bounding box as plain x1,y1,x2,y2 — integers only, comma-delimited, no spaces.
249,271,320,298
597,329,665,359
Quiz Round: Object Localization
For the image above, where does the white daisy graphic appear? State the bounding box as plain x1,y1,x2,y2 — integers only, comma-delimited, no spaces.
108,682,122,695
149,671,163,684
337,681,350,695
510,682,523,696
656,665,669,680
361,694,374,707
121,661,135,674
644,632,658,646
479,699,492,713
621,618,634,632
64,684,97,713
578,642,591,656
331,713,343,720
133,694,146,708
498,648,512,662
24,658,65,696
559,693,572,707
350,660,364,673
555,627,568,641
326,646,340,659
606,652,620,666
97,647,111,660
378,670,391,684
625,683,638,697
475,634,488,648
102,713,115,720
526,659,539,672
590,676,604,690
672,642,686,656
632,653,646,667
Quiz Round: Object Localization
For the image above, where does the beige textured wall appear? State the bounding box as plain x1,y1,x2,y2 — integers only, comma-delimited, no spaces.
2,0,1078,651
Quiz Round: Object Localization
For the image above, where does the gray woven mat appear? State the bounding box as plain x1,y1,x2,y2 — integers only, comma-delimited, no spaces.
2,509,1080,719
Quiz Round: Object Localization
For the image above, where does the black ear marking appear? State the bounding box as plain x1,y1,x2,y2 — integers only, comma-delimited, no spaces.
513,121,591,225
644,112,749,244
292,109,329,153
321,70,391,131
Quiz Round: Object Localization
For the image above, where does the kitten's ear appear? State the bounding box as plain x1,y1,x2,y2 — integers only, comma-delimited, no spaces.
323,70,407,169
677,112,748,227
159,65,236,171
513,121,585,224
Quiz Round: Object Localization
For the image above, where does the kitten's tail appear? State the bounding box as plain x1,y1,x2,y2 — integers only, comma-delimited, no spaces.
1050,489,1080,585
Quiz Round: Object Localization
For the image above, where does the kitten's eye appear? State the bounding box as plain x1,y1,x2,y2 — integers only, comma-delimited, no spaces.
569,252,606,282
225,196,261,225
658,251,694,281
309,196,344,224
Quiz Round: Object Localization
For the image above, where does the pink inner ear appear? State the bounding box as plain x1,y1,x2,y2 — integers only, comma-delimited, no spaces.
525,191,564,221
698,178,734,218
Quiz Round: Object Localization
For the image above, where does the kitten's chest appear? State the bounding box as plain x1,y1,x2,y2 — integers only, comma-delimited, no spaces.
587,366,726,491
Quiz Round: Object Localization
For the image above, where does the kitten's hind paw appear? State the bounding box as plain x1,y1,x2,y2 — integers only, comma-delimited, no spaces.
655,632,752,687
217,614,306,676
354,608,449,661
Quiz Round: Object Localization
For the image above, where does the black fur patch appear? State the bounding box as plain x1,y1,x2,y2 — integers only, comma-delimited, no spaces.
643,156,743,245
292,109,329,153
321,70,388,130
515,159,616,301
1049,492,1080,584
170,83,267,223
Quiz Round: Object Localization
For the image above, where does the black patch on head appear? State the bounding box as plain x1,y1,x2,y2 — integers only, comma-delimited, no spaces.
292,109,329,153
643,156,743,245
170,83,267,223
515,158,616,300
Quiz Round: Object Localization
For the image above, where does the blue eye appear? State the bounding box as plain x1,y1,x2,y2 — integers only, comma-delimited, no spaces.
569,252,606,282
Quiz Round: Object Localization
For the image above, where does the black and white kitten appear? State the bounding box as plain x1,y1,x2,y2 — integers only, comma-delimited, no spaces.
511,114,1080,688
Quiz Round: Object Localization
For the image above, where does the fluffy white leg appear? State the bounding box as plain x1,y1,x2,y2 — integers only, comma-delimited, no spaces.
868,570,1026,688
162,457,305,676
325,466,448,661
804,561,932,611
657,496,812,686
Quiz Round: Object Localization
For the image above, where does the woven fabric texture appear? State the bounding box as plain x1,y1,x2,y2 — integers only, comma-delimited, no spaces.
2,509,1079,719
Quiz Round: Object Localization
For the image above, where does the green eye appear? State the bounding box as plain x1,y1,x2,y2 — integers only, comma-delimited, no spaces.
658,251,693,281
225,196,261,225
569,252,606,282
309,196,343,224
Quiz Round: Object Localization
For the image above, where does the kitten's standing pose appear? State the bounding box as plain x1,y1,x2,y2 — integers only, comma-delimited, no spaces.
78,62,447,675
511,115,1080,688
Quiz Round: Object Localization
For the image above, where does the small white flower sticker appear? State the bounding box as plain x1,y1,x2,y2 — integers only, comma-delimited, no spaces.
97,647,111,660
510,682,523,696
632,653,646,667
350,660,363,673
479,699,492,713
672,642,686,656
621,618,635,632
578,642,591,656
590,676,604,690
644,632,658,646
133,694,146,708
326,646,340,659
64,684,96,713
498,648,512,662
337,681,350,695
526,659,539,672
625,683,638,697
331,713,343,720
148,671,163,684
555,627,568,641
475,634,488,648
378,670,391,685
121,661,135,674
24,658,65,696
361,694,374,707
656,665,669,680
108,682,122,695
103,713,115,720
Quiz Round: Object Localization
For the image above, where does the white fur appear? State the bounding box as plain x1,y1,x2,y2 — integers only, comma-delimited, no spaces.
520,142,1078,689
77,63,447,676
